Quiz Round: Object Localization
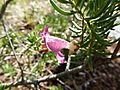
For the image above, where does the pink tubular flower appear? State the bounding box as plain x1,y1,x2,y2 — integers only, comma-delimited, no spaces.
40,26,69,63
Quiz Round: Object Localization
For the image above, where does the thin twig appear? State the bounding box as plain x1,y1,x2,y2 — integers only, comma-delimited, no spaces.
66,56,71,71
2,65,84,89
65,55,78,90
0,0,13,21
111,40,120,58
2,19,24,81
46,68,73,90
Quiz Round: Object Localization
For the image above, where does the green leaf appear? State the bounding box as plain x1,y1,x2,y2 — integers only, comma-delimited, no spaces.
50,85,63,90
82,35,90,47
95,13,120,26
2,64,16,76
35,24,43,31
57,0,69,4
92,30,109,46
0,84,4,90
72,21,82,30
87,0,111,19
79,0,84,10
99,18,116,30
95,4,115,21
49,0,75,15
69,27,81,33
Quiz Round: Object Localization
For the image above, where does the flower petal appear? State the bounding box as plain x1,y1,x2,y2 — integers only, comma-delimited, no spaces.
40,26,69,63
46,36,69,52
45,26,49,35
56,51,65,63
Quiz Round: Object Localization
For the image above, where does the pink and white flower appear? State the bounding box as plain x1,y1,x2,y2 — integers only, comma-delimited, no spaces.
40,26,69,63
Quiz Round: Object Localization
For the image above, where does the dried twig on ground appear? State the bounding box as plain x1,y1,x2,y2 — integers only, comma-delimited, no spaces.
2,19,24,81
46,68,73,90
2,65,83,89
66,56,71,71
